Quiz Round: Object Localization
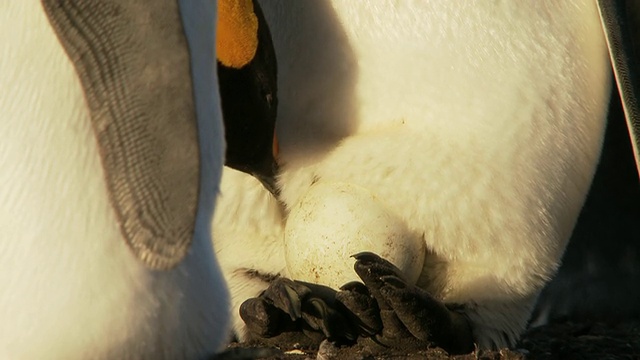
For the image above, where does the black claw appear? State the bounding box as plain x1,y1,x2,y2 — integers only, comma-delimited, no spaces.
339,281,369,293
301,298,333,336
353,255,406,315
353,255,406,288
262,278,311,320
351,251,383,263
335,282,382,336
239,297,290,337
352,252,404,275
301,297,357,342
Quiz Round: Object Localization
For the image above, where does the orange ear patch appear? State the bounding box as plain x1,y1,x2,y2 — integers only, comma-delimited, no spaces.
216,0,258,68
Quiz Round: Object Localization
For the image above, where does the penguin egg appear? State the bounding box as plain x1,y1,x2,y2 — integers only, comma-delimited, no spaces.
284,181,425,289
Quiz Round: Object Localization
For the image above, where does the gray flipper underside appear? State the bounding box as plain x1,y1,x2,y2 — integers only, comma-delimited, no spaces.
597,0,640,179
42,0,200,270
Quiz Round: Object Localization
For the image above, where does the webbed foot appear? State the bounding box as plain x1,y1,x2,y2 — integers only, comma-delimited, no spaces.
336,252,475,355
239,277,357,348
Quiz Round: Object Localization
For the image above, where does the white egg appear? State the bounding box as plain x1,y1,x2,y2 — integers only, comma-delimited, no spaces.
284,181,425,289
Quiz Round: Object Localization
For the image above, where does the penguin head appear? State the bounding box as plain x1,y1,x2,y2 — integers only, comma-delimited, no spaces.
217,0,279,196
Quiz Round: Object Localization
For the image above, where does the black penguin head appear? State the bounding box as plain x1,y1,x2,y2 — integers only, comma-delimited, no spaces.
217,0,279,196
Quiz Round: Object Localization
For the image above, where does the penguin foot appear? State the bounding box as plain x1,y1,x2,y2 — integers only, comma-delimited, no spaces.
240,277,357,347
336,252,475,355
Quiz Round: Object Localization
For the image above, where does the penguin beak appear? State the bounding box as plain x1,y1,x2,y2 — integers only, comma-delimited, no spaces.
252,133,280,197
254,157,279,197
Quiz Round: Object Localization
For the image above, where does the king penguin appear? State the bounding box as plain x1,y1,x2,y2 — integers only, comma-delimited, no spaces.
211,0,285,343
0,1,228,358
213,0,640,354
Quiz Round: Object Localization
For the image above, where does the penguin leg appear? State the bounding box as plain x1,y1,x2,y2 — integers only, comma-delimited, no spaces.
239,277,357,346
337,252,475,355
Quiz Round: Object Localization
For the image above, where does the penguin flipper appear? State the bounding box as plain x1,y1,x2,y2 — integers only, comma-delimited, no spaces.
239,277,356,347
598,0,640,178
339,252,474,355
42,0,200,270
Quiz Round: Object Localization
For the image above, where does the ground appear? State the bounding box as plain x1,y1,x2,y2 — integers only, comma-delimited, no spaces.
224,320,640,359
